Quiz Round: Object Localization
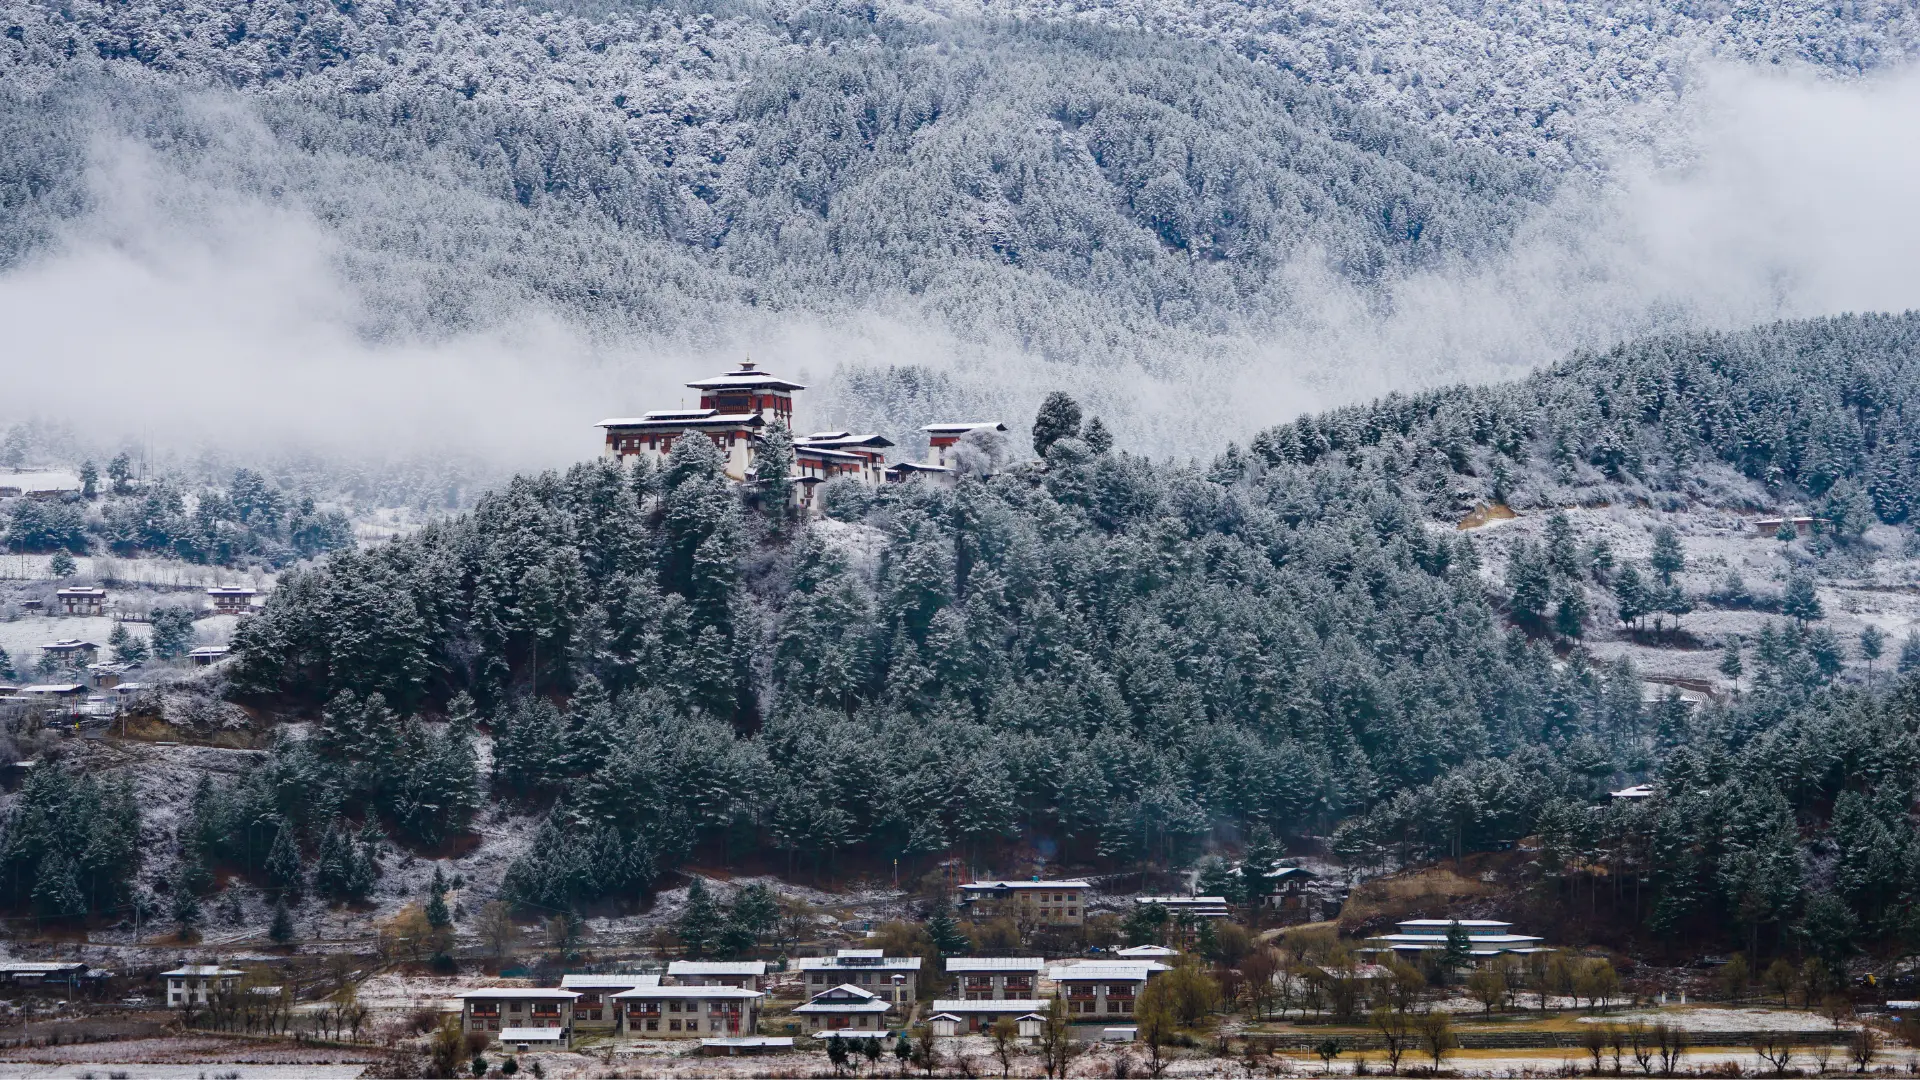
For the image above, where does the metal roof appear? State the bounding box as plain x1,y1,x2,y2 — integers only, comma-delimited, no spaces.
959,880,1091,892
162,966,244,977
1048,962,1165,981
1114,945,1177,958
667,961,767,976
945,957,1047,973
598,412,766,430
499,1028,567,1041
560,974,659,990
930,999,1050,1013
923,422,1007,434
456,988,580,1000
796,955,922,971
612,986,762,1000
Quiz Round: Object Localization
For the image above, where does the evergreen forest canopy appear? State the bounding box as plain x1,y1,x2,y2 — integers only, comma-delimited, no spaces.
201,312,1920,957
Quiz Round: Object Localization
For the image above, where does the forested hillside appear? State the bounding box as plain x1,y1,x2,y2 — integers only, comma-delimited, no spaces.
2,0,1915,457
193,312,1920,955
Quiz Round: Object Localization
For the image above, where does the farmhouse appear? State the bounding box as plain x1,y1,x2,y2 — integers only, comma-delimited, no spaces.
792,983,894,1034
1047,962,1167,1020
946,957,1046,1000
54,587,105,616
39,640,98,665
957,880,1091,926
614,984,761,1038
458,988,576,1039
163,965,244,1007
206,586,257,616
796,949,920,1004
0,961,86,986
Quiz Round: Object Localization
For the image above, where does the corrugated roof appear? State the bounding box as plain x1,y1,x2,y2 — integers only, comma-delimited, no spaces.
945,958,1047,973
612,986,762,1000
1048,962,1165,981
930,999,1049,1013
667,961,767,976
560,974,659,990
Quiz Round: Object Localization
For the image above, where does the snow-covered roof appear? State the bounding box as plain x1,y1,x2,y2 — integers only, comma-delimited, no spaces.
1114,945,1178,958
798,432,895,449
560,974,659,990
1048,962,1165,981
946,957,1047,973
499,1028,567,1042
456,988,580,1000
0,962,86,974
959,880,1091,892
54,587,105,597
1610,784,1655,799
667,960,767,976
1135,896,1229,906
41,640,98,650
598,412,766,430
887,462,953,475
796,953,922,971
685,362,806,392
162,966,243,977
206,586,257,596
702,1037,794,1049
794,985,891,1014
612,985,762,1000
924,422,1007,435
19,684,85,694
930,999,1050,1014
188,646,230,658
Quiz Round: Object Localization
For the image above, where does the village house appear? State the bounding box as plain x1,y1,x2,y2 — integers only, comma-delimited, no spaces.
163,965,243,1007
458,988,577,1039
927,998,1050,1034
957,880,1092,927
1259,866,1324,913
54,587,105,617
1047,961,1167,1021
946,957,1046,1000
559,974,656,1031
1135,895,1231,919
39,639,98,666
1753,515,1826,538
615,985,762,1038
793,983,894,1035
1362,919,1547,962
206,586,257,617
666,960,766,991
188,646,231,666
796,949,920,1005
0,961,87,987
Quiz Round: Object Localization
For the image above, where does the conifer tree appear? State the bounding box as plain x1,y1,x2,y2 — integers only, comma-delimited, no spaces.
265,821,304,898
1083,416,1114,455
754,421,795,518
677,878,723,958
1031,392,1082,457
925,894,968,958
269,898,296,944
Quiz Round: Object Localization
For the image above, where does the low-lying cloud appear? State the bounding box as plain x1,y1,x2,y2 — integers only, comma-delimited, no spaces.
1,62,1917,472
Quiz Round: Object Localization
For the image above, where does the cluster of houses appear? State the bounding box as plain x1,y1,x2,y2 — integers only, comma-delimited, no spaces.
596,361,1007,512
455,948,1182,1054
24,584,259,621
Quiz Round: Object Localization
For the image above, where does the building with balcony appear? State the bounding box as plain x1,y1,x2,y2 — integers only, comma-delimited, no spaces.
559,974,657,1031
163,965,244,1008
796,949,920,1005
926,998,1050,1034
956,880,1091,927
945,957,1046,1000
1047,962,1166,1021
458,988,576,1040
54,587,105,617
1362,919,1547,961
614,985,761,1038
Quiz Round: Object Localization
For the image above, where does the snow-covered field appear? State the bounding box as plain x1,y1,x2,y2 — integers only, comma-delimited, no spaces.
1581,1006,1853,1033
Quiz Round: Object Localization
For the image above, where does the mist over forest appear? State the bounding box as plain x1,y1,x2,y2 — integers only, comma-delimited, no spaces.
1,0,1918,465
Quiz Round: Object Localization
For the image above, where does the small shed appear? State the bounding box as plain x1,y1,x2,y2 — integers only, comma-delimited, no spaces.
188,646,230,666
499,1027,569,1051
1016,1013,1046,1040
928,1013,962,1038
1102,1026,1138,1042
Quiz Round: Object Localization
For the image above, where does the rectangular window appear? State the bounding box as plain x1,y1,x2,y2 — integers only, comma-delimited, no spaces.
669,1019,681,1032
647,1019,658,1032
